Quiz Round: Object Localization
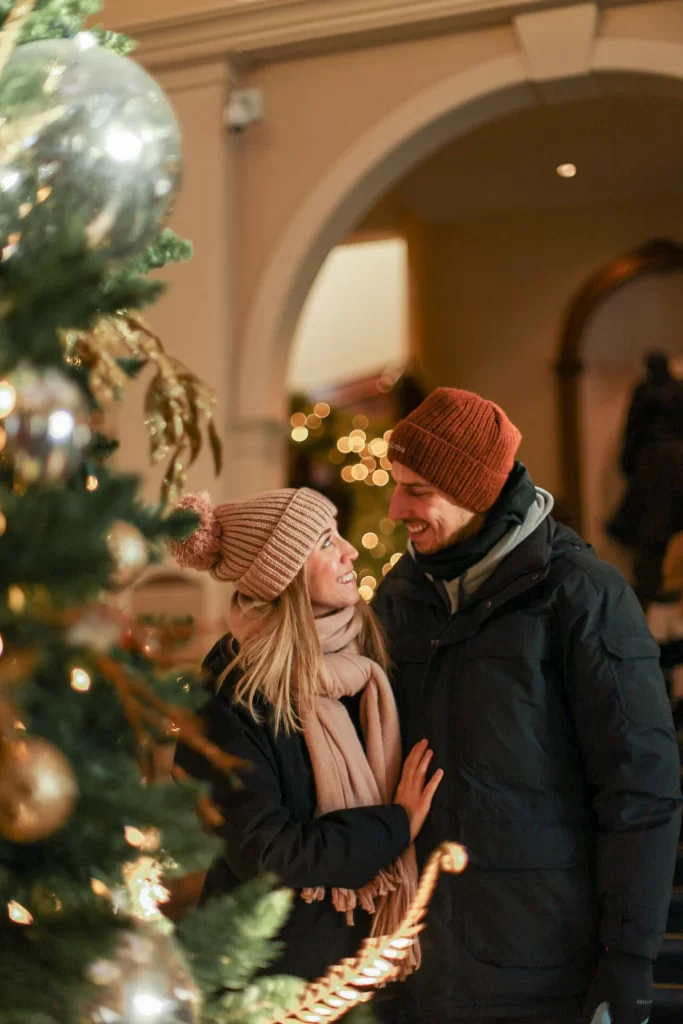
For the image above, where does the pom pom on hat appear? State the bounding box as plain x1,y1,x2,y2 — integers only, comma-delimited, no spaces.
168,491,222,571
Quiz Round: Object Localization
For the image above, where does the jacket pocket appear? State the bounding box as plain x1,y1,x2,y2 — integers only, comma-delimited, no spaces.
460,820,597,968
462,862,597,968
601,632,670,728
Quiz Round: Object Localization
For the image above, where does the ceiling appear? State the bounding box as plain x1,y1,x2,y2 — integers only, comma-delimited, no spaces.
389,93,683,222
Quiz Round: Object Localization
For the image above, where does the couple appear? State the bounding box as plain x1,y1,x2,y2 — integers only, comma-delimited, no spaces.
171,388,682,1024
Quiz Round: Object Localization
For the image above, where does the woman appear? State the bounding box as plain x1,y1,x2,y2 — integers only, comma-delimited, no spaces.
170,487,442,992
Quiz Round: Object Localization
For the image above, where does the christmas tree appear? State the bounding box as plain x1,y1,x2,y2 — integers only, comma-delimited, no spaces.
0,3,304,1022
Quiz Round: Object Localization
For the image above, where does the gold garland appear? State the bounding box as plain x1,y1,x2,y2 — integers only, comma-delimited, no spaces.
268,842,468,1024
63,313,223,508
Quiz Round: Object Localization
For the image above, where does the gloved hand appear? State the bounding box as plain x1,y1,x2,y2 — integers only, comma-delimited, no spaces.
583,953,653,1024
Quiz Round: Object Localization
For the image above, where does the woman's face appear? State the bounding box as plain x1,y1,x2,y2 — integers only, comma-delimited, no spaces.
305,517,360,615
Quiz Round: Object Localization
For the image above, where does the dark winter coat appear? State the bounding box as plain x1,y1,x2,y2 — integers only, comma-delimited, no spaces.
173,640,411,982
373,517,682,1021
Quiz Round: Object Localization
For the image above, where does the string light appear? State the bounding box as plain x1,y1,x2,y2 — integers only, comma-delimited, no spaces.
373,470,389,486
352,414,369,429
380,456,392,470
314,402,331,419
349,429,366,441
0,427,6,452
383,430,393,442
306,414,321,430
8,585,25,613
0,381,15,416
372,543,386,559
349,436,365,453
382,563,392,576
362,532,379,549
361,457,377,472
70,667,91,692
337,437,351,454
8,901,32,925
124,826,147,848
0,512,6,536
86,475,99,492
369,438,389,458
291,426,309,443
360,576,377,591
341,466,355,483
390,553,402,567
380,518,395,535
91,878,112,900
290,412,306,427
0,633,5,657
358,585,374,602
351,465,368,481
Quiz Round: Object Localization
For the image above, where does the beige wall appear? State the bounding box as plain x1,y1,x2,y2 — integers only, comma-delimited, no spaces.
419,194,683,529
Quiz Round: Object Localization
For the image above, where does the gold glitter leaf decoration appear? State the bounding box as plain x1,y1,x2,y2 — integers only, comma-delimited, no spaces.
62,313,222,507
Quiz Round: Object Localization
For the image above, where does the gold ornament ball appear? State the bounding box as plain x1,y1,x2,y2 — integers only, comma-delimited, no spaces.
106,521,149,591
84,921,201,1024
0,736,78,843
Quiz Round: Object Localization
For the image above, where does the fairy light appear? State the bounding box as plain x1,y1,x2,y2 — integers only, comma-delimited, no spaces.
341,466,355,483
361,457,377,472
314,402,331,418
0,381,16,417
290,412,306,427
358,585,374,602
291,426,309,442
349,429,366,441
360,576,377,591
0,634,5,657
380,456,392,470
369,438,389,457
372,543,386,559
383,430,393,442
124,826,147,848
351,464,368,481
349,436,365,453
352,414,369,429
373,470,389,486
0,512,6,536
91,878,111,900
337,437,351,454
8,901,32,925
70,667,91,692
382,563,392,576
8,585,25,613
390,553,402,567
306,414,321,429
362,532,379,549
86,475,99,492
380,518,395,535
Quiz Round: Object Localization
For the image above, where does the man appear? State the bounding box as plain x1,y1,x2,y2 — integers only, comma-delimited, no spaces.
373,387,682,1024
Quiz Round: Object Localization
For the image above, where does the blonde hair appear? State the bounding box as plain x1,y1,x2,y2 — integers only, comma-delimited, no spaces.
219,569,389,735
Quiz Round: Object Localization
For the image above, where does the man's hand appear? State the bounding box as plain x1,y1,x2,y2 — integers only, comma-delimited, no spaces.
583,953,653,1024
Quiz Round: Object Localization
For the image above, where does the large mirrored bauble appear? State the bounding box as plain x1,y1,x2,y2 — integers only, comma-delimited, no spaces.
0,35,182,264
0,364,91,484
85,922,201,1024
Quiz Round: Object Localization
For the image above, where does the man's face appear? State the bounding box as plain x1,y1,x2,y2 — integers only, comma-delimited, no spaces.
389,462,485,554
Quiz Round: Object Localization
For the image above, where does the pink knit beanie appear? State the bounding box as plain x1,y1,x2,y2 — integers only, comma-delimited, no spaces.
169,488,337,602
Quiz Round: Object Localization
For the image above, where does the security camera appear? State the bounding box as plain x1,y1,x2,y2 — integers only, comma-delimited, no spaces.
225,89,264,134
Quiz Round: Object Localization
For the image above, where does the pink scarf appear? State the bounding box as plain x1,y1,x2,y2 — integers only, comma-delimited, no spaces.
301,605,419,974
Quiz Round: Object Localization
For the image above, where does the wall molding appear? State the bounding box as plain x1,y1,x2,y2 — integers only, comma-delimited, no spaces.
115,0,568,69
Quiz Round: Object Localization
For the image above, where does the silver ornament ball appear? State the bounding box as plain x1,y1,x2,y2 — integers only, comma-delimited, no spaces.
0,364,91,484
0,34,182,264
85,922,201,1024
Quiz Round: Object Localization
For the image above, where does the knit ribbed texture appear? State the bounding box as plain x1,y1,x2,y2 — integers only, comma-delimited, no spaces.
172,488,337,601
388,388,521,512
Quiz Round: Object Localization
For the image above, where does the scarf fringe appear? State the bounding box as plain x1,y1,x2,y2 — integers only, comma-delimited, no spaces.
300,855,419,977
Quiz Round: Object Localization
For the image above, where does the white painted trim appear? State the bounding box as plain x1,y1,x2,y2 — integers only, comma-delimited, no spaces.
117,0,543,68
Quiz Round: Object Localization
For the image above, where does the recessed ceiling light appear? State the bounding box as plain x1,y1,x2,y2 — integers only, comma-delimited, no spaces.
556,163,577,178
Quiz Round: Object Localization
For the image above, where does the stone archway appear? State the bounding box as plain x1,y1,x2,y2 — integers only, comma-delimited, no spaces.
236,32,683,499
556,239,683,536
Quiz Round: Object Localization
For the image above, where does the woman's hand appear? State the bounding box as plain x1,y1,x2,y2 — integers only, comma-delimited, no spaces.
394,739,444,842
